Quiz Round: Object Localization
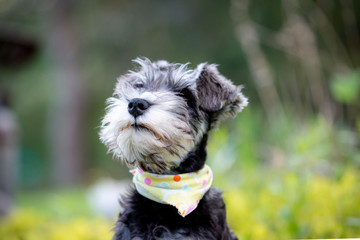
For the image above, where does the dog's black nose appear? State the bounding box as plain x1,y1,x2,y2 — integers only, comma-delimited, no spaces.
128,98,150,118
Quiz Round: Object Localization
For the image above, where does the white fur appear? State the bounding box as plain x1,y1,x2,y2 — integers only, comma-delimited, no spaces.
100,84,195,173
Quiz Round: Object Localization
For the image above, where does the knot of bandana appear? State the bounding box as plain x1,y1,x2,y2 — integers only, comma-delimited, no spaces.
131,165,213,217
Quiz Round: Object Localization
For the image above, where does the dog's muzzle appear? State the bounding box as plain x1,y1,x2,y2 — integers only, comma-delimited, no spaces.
128,98,150,118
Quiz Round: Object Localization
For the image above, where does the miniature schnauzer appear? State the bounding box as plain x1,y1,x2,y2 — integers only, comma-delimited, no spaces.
100,58,247,240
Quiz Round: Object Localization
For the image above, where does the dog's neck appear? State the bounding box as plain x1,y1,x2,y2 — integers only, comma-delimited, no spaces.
142,134,208,175
171,134,208,174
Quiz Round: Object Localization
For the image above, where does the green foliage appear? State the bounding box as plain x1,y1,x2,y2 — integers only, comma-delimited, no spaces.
330,70,360,104
0,210,113,240
225,168,360,239
0,189,113,240
209,109,360,188
16,189,97,219
208,109,360,239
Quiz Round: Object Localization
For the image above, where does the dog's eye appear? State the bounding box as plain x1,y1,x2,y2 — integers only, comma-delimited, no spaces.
178,88,197,110
134,81,144,89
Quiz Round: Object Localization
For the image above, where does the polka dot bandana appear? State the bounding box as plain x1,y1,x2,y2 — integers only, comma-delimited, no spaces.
131,165,213,217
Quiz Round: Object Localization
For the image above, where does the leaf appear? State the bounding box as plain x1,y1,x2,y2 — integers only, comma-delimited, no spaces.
330,70,360,104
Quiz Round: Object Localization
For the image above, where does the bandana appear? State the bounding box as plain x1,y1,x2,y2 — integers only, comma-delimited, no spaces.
131,165,213,217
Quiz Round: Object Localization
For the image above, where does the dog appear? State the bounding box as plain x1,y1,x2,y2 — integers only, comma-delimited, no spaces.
100,57,248,240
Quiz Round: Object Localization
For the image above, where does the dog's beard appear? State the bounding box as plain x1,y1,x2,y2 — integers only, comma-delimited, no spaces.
100,92,195,173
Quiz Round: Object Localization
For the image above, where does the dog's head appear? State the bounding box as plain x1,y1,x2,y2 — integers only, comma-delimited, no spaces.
100,57,248,173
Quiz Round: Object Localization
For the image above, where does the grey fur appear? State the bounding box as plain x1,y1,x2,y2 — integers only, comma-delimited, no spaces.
100,57,248,174
196,63,248,128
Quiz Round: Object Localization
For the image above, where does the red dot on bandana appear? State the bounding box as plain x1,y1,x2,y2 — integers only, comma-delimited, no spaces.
144,178,152,185
173,175,181,182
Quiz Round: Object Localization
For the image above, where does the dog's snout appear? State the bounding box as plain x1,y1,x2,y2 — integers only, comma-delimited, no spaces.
128,98,150,118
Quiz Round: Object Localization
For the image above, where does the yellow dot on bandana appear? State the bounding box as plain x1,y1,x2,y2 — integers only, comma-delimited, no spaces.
173,175,181,182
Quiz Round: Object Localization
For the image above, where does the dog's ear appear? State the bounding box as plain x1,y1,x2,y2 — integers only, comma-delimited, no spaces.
195,63,248,128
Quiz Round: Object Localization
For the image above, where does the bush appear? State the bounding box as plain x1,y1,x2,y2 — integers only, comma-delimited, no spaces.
225,168,360,239
0,210,113,240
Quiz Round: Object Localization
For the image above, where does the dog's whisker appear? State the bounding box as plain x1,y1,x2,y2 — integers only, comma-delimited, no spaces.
118,122,132,132
137,123,174,143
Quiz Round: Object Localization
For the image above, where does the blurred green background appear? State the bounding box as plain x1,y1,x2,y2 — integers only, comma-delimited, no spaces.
0,0,360,239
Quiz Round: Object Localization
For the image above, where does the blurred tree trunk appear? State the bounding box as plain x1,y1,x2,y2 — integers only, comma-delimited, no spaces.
231,0,284,121
230,0,350,122
46,0,87,186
